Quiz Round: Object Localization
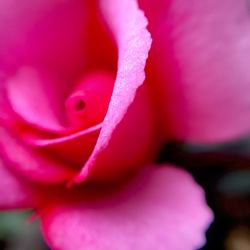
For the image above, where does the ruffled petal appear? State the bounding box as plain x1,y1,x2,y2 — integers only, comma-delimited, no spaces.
41,165,213,250
140,0,250,143
74,0,155,183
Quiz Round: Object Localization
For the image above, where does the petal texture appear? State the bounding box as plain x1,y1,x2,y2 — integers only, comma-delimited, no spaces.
1,0,155,184
140,0,250,143
41,165,212,250
75,0,155,183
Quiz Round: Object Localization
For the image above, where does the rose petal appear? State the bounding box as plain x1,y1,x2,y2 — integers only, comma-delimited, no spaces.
140,0,250,143
28,124,101,166
1,0,113,129
0,0,87,78
65,72,115,130
78,86,157,183
1,0,118,132
41,165,213,250
6,67,65,132
0,127,75,183
0,0,89,134
74,0,155,183
98,0,152,147
0,156,36,209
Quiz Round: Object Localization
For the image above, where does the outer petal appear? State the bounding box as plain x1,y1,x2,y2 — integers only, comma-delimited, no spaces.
41,165,213,250
140,0,250,143
0,157,36,209
75,0,155,183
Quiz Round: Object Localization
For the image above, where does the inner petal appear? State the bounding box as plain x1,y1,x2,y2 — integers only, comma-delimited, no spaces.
6,67,65,132
3,1,118,138
65,72,115,131
6,68,115,136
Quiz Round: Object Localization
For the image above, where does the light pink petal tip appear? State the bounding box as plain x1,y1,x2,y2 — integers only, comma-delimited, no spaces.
74,0,154,183
98,0,152,140
0,157,36,209
141,0,250,143
41,165,213,250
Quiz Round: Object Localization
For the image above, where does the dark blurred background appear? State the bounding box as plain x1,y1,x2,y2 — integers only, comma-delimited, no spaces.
0,137,250,250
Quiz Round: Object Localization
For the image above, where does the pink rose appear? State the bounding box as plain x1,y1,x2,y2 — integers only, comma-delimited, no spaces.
140,0,250,143
2,0,249,249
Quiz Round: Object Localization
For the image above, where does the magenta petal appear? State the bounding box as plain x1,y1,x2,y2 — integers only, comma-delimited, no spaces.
29,124,101,166
0,157,35,209
140,0,250,142
75,0,154,182
41,165,212,250
0,127,75,183
0,0,87,79
6,67,65,132
97,0,151,146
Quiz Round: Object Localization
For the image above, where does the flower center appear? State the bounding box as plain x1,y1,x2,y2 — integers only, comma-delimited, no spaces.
74,99,86,112
65,72,115,130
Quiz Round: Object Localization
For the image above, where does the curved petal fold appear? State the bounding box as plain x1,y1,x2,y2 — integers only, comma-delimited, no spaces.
0,127,75,183
6,67,65,132
75,0,155,183
140,0,250,143
41,165,213,250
